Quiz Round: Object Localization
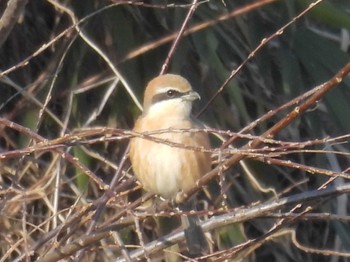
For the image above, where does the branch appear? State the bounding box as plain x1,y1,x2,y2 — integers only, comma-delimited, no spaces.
0,0,28,47
116,182,350,261
173,62,350,205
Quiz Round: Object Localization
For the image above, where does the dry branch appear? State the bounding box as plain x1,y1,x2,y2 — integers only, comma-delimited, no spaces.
115,182,350,261
0,0,28,47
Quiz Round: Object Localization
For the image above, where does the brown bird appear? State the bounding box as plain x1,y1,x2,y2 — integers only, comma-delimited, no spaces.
129,74,211,199
129,74,211,257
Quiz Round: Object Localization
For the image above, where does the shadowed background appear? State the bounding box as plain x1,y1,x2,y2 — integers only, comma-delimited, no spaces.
1,0,350,261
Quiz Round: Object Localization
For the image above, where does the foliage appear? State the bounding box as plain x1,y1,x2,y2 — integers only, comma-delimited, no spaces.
1,0,350,261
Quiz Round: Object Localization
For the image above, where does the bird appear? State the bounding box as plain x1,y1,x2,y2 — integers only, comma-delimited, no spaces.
129,73,211,257
129,73,211,199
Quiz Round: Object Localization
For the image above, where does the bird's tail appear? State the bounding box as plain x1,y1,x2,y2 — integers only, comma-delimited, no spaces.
180,203,209,258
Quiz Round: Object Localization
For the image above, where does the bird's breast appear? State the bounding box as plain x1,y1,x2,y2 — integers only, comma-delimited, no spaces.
130,116,211,199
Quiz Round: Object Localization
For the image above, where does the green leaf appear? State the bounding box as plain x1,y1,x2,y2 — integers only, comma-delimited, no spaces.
73,146,90,192
298,0,350,29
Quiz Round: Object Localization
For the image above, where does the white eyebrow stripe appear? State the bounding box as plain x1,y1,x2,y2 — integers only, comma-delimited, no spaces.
155,86,180,94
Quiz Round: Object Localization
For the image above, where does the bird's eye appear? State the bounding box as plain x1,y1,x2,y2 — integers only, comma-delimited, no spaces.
166,90,176,97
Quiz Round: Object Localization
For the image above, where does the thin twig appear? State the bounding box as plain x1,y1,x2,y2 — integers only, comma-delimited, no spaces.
159,0,199,75
0,0,28,47
173,62,350,205
115,182,350,261
122,0,277,62
197,0,324,117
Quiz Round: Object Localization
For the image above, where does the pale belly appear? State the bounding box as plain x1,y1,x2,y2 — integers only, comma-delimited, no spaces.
130,116,210,199
130,132,206,199
144,143,184,198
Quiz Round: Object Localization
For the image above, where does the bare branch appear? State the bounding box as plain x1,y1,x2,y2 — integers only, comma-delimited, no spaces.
0,0,28,47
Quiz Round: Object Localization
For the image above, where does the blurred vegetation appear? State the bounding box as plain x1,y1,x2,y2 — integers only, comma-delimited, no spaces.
1,0,350,261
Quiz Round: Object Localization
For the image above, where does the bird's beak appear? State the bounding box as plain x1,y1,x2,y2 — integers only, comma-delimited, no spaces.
181,91,200,101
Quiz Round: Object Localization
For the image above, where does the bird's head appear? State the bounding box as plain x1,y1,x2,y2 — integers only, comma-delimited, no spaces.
142,74,200,119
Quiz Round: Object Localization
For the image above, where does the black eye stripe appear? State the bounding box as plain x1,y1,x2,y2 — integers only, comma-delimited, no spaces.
151,89,184,104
